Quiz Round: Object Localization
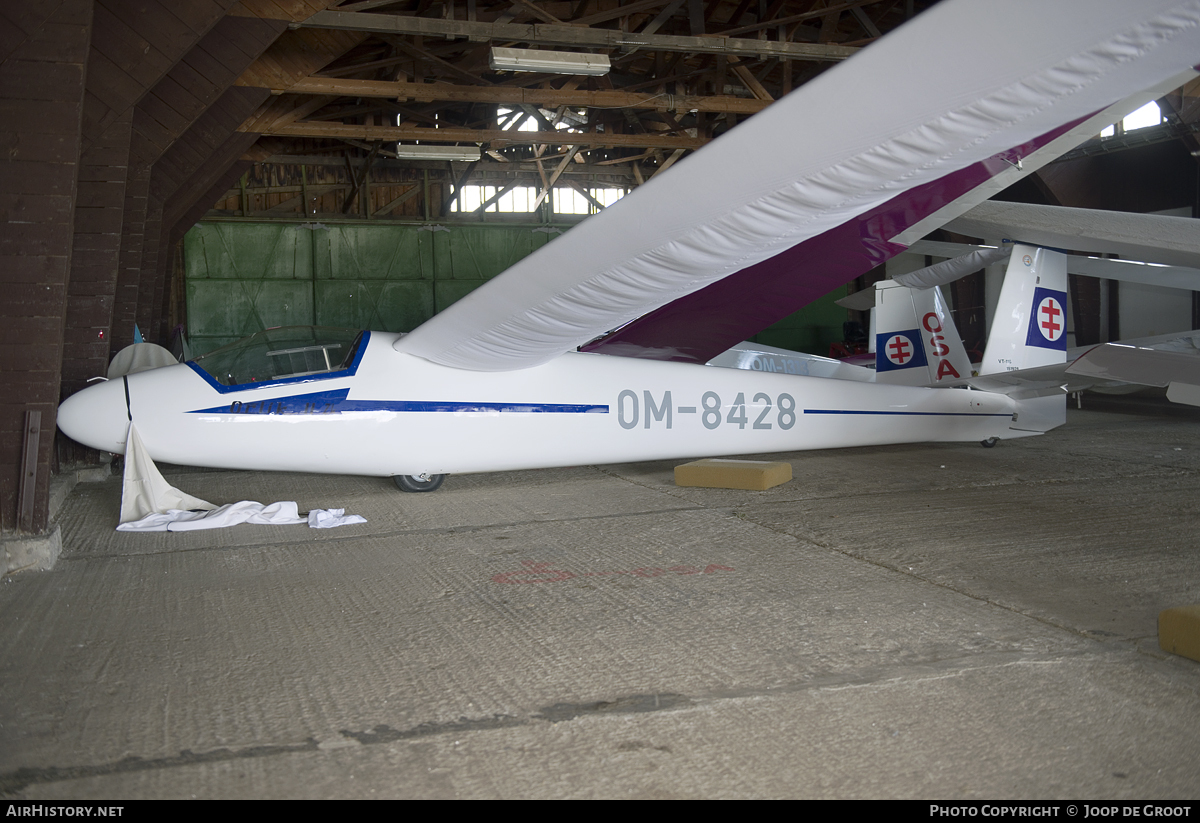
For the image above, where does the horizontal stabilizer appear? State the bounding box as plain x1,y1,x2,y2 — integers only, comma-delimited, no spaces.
1167,383,1200,406
836,245,1013,311
1067,339,1200,388
963,363,1102,400
893,246,1014,290
954,330,1200,400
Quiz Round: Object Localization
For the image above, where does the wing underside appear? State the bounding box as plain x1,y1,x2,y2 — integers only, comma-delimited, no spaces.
394,0,1200,372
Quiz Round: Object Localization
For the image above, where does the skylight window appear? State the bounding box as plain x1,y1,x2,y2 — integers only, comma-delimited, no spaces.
498,107,540,132
497,106,586,133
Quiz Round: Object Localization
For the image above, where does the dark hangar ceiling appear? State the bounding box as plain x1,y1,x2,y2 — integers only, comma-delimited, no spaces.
241,0,916,185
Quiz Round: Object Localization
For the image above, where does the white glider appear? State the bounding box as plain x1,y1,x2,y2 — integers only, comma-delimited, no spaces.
55,0,1200,492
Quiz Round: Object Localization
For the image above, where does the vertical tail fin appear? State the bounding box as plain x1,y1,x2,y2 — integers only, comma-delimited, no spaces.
874,281,972,386
980,243,1068,375
979,243,1069,433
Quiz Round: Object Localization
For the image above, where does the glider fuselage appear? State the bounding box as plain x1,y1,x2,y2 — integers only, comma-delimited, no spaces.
58,331,1029,479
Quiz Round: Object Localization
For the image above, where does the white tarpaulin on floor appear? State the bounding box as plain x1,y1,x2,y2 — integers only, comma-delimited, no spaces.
116,424,366,532
119,423,216,524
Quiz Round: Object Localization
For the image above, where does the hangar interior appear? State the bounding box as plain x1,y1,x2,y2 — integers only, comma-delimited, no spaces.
4,0,1200,543
4,1,1200,800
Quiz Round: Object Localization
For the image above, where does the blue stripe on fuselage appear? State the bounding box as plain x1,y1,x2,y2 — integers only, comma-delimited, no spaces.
803,409,1011,417
188,389,608,415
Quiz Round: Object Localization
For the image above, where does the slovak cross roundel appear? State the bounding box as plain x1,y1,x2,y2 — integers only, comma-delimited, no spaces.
1024,287,1068,351
875,328,928,372
1037,296,1064,342
885,334,916,366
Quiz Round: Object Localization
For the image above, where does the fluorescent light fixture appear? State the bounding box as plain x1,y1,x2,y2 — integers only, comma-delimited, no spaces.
489,47,610,76
394,144,481,161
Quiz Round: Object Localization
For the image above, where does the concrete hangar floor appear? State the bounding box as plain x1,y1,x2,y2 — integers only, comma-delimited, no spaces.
1,393,1198,799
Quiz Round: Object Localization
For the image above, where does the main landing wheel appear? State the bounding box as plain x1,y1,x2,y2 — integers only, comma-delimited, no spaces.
980,437,1000,448
393,473,446,493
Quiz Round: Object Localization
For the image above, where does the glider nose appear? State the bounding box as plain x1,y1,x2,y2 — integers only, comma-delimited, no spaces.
57,378,130,453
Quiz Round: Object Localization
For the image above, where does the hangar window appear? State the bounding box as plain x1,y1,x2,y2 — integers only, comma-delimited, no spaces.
1100,100,1164,137
552,186,627,215
453,185,539,213
191,327,364,388
451,184,626,214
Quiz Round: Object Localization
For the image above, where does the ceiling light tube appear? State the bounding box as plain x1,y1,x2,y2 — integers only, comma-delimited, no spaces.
489,47,611,76
394,145,482,161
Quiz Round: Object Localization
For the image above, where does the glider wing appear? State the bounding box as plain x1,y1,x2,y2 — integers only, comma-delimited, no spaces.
395,0,1200,372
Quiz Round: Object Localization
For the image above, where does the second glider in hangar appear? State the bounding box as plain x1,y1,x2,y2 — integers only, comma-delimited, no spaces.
56,0,1200,490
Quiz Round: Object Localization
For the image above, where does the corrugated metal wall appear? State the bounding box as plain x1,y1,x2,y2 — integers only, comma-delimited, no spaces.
184,220,846,357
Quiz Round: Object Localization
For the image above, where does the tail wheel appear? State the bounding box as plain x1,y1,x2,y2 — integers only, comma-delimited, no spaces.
980,437,1000,448
393,473,446,492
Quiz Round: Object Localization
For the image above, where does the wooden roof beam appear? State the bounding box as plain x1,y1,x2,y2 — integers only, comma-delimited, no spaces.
298,10,858,61
717,0,880,37
252,120,709,149
254,153,640,178
727,56,773,102
280,77,770,113
572,0,676,27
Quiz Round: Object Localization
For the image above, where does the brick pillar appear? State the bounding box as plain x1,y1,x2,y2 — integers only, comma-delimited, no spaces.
111,139,152,354
62,109,131,397
0,0,94,532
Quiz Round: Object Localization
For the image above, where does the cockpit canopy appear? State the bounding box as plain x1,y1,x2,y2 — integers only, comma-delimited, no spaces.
190,327,364,387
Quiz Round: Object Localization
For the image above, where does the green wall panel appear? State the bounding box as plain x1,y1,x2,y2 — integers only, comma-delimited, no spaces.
433,280,490,314
313,280,434,332
185,223,313,280
432,225,551,280
184,221,849,358
186,279,314,340
315,224,432,281
750,284,848,356
185,221,551,356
